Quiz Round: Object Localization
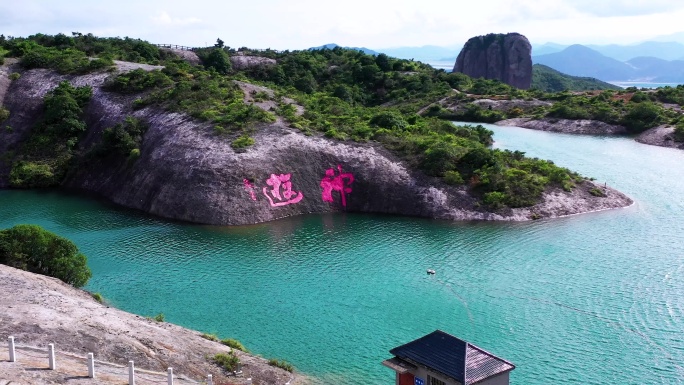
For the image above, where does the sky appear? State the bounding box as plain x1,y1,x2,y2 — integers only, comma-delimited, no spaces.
2,0,684,50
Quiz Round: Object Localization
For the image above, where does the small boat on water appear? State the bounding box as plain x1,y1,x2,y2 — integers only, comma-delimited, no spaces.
426,269,436,275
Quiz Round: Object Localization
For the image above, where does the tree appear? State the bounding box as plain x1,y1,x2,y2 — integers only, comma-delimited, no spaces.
202,48,231,74
0,224,92,287
215,38,224,48
375,53,391,72
621,102,663,133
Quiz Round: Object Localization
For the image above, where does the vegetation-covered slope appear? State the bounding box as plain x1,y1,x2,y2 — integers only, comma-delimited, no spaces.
532,64,621,92
0,33,631,214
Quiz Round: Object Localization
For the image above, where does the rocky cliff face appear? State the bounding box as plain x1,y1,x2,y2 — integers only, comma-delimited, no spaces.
454,33,533,89
0,63,632,225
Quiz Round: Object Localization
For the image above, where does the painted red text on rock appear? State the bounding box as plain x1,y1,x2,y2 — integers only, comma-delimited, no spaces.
262,173,304,207
243,179,257,201
320,165,354,207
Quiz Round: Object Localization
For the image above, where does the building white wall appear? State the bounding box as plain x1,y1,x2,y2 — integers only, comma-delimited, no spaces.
410,367,461,385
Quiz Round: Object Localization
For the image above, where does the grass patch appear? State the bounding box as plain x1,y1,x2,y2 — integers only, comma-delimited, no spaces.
201,333,219,342
213,351,240,372
231,135,255,149
268,358,294,373
147,313,165,322
220,338,248,352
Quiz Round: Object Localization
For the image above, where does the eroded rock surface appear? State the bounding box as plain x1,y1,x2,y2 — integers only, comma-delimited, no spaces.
497,118,628,135
230,54,277,71
636,125,684,149
454,33,533,89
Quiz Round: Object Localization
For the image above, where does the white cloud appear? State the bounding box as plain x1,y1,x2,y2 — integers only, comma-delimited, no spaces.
564,0,684,17
2,0,684,49
151,11,201,27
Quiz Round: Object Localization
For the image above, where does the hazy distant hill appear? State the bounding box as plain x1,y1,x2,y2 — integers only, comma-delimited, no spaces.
533,45,635,80
531,64,622,92
650,31,684,44
532,42,567,56
378,45,460,62
309,43,378,55
588,41,684,62
533,41,684,62
627,56,684,82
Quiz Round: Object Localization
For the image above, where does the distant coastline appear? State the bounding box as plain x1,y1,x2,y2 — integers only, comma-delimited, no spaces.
608,81,683,89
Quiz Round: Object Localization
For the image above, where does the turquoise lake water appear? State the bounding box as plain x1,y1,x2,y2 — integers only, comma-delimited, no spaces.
1,124,684,384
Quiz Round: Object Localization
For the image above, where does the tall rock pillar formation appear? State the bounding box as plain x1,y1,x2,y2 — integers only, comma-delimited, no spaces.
453,33,533,89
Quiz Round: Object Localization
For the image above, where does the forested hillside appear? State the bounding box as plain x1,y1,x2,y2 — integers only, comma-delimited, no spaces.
0,33,646,211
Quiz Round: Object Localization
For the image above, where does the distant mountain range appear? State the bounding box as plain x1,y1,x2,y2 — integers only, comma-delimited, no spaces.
534,45,684,82
311,40,684,83
532,41,684,62
379,45,460,62
309,43,460,63
309,43,378,56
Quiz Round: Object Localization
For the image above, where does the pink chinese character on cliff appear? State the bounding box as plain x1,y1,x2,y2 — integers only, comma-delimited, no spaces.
320,165,354,207
262,173,304,207
243,179,257,201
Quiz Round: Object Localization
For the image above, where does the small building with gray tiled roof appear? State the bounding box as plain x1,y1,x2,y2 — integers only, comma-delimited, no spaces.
382,330,515,385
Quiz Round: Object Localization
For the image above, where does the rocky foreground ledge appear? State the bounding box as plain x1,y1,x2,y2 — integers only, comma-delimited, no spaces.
0,264,305,385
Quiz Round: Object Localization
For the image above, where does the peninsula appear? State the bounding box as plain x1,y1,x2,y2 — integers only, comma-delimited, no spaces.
0,33,632,225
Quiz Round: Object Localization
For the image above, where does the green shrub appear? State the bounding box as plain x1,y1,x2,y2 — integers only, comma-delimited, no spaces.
620,102,664,133
91,292,103,303
0,107,9,122
197,48,232,74
221,338,248,352
104,69,172,93
0,224,92,287
153,313,165,322
98,117,147,158
9,81,92,188
483,191,507,210
589,188,606,197
128,148,141,160
231,135,255,149
444,170,464,185
201,333,219,342
9,73,20,81
9,161,57,188
268,359,294,373
674,124,684,142
213,351,240,372
369,111,408,130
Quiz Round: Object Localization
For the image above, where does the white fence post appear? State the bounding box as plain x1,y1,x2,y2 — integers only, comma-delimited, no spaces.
8,336,15,362
129,360,135,385
167,367,173,385
48,343,56,370
87,353,95,378
207,373,213,385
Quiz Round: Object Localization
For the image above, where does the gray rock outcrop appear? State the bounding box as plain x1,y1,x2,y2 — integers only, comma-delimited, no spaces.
636,125,684,149
230,53,277,71
0,64,632,225
454,33,533,89
496,118,628,135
